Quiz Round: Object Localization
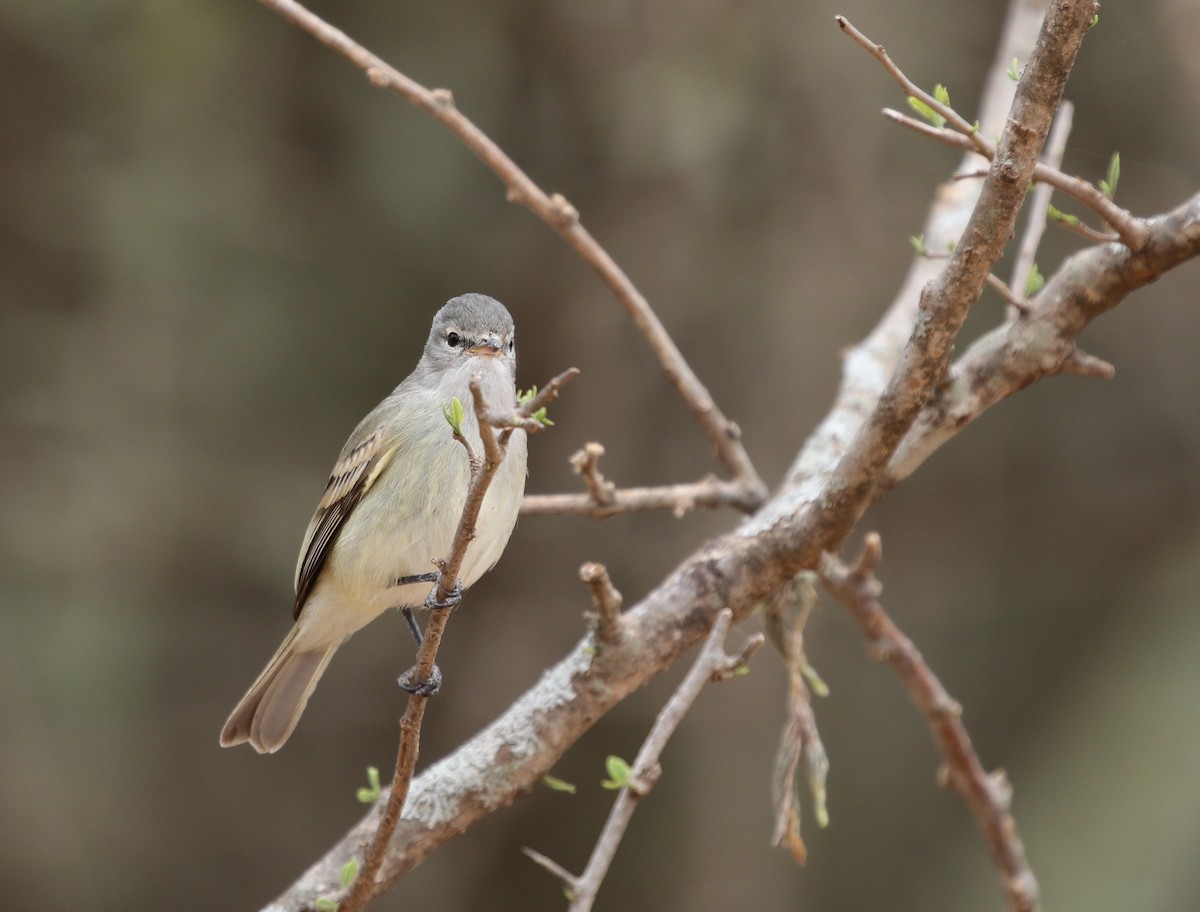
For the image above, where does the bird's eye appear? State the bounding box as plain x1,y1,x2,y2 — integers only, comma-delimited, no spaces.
446,331,461,348
508,339,515,351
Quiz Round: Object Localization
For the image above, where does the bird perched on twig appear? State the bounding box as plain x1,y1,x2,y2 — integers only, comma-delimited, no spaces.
220,293,526,753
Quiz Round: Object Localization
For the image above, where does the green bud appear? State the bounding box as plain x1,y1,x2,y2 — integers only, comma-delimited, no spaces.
601,754,634,790
442,397,466,434
542,775,577,794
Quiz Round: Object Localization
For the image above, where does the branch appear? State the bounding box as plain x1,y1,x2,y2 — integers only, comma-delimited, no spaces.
819,535,1038,912
336,400,499,912
255,0,765,507
522,474,760,518
1010,100,1074,309
884,190,1200,487
880,107,1148,250
337,369,572,912
523,609,764,912
836,15,993,159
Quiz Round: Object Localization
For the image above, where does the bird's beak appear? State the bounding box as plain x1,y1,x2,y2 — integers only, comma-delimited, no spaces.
467,336,504,357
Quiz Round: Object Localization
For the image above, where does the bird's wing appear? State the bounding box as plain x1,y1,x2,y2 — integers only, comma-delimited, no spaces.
293,428,399,618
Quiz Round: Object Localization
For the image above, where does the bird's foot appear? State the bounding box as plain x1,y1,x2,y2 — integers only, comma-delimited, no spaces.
398,664,442,696
425,581,463,612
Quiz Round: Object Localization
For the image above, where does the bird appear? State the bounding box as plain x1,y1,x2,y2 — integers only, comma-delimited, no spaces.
220,293,527,753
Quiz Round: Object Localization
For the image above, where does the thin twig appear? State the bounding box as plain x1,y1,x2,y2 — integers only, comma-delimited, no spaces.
524,609,764,912
1010,100,1074,311
522,476,758,518
579,562,624,645
836,15,993,159
819,534,1039,912
984,273,1029,312
255,0,766,506
881,108,1148,250
338,369,572,912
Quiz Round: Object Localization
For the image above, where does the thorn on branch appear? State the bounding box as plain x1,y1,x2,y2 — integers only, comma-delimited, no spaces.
430,87,455,110
580,562,624,645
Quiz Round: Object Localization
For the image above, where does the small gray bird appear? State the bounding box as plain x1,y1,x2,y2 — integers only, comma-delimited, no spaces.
220,294,527,753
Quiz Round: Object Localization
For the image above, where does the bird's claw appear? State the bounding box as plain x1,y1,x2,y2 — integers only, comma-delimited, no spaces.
398,664,442,696
425,581,463,612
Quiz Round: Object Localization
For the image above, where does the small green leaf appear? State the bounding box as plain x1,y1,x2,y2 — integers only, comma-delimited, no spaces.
528,406,554,426
1090,12,1099,27
906,96,945,129
315,899,339,912
1006,57,1021,82
1025,263,1044,297
517,386,538,408
968,120,980,134
356,766,382,804
800,660,830,698
542,775,577,794
339,858,360,889
909,234,925,256
1099,151,1120,200
601,754,634,790
1047,204,1080,227
933,83,951,107
442,396,466,434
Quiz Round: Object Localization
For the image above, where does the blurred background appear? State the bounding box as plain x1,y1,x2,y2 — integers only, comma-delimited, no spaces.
3,0,1199,909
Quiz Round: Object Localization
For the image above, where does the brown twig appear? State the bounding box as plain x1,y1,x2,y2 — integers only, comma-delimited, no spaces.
984,273,1029,312
579,562,624,645
881,107,1148,250
523,609,763,912
255,0,765,508
836,15,993,159
338,369,572,912
819,534,1039,912
522,476,758,518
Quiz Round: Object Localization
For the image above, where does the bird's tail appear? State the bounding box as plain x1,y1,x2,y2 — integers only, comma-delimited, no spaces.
219,626,336,754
